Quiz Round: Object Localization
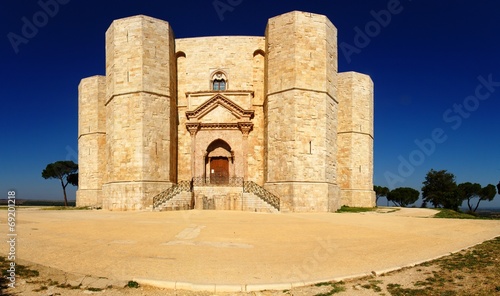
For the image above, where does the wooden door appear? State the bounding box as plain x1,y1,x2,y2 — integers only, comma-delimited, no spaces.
210,157,229,184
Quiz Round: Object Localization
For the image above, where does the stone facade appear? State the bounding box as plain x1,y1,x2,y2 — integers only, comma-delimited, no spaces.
77,11,375,212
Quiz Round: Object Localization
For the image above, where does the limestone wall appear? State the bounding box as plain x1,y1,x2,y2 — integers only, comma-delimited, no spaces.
103,15,177,210
266,11,337,97
337,72,375,207
176,37,266,183
76,76,106,207
265,11,340,212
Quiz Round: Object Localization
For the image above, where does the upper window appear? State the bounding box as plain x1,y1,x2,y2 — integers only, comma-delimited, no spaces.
213,79,226,91
211,71,228,91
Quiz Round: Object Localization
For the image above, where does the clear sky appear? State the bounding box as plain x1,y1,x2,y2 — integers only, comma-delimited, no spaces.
1,1,499,209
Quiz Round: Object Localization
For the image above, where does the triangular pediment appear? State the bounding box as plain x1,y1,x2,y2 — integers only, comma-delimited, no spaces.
186,94,254,121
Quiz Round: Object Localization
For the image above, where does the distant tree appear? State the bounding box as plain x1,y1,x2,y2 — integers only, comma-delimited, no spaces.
42,161,78,207
387,187,420,207
497,181,500,196
374,185,389,204
457,182,481,212
475,184,497,212
422,169,461,211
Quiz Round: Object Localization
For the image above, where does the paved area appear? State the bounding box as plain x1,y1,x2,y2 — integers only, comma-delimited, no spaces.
2,208,500,292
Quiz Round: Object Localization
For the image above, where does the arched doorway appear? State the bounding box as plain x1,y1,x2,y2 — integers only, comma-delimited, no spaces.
206,139,233,184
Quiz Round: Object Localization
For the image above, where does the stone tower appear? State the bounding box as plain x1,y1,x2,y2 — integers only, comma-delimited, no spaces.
77,15,178,210
76,76,106,206
264,11,340,212
337,72,375,206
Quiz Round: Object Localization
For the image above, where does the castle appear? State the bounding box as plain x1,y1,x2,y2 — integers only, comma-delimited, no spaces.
76,11,375,212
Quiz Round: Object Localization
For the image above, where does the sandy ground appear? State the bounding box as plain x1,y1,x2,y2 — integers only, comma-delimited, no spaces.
1,207,499,294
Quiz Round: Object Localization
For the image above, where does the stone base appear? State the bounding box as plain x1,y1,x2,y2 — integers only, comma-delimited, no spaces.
194,187,243,210
340,189,376,208
264,182,341,212
192,187,278,212
76,189,102,208
102,181,173,210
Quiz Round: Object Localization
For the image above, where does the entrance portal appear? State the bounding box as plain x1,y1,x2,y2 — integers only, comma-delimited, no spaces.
210,157,229,184
205,139,233,185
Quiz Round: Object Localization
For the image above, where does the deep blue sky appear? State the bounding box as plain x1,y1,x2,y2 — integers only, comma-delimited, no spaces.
1,1,499,209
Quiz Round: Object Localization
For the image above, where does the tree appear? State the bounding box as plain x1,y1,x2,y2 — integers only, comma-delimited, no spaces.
422,169,461,210
42,161,78,206
476,184,497,212
457,182,481,212
387,187,420,207
374,185,389,204
497,181,500,196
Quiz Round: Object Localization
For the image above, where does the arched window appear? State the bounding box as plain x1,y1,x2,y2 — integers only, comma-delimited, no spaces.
213,79,226,91
211,71,228,91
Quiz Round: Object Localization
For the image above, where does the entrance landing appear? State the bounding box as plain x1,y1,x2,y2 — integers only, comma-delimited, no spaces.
5,208,500,292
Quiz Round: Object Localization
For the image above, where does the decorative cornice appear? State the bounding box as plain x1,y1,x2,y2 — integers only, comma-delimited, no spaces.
199,123,239,130
186,122,200,136
185,90,254,97
238,122,253,135
185,122,254,134
186,94,254,121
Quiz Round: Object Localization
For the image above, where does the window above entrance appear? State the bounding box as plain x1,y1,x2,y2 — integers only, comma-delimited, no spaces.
213,79,226,91
211,71,228,91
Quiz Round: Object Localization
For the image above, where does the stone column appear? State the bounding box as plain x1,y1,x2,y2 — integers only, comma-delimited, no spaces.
187,123,200,181
239,122,252,180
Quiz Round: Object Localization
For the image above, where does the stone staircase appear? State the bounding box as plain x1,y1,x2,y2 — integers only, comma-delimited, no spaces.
243,181,280,211
148,179,280,212
149,180,192,211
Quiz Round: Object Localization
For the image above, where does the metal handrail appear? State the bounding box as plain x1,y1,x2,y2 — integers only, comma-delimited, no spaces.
243,181,280,210
152,180,192,209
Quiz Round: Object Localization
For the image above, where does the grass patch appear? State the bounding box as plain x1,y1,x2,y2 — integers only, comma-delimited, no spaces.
87,287,103,292
434,209,480,219
336,206,376,213
33,286,48,292
0,260,39,278
126,281,139,288
386,236,500,295
314,281,333,287
380,208,400,213
41,206,92,211
314,282,345,295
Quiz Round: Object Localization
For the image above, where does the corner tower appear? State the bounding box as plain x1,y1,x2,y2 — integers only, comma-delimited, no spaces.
102,15,177,210
76,76,107,207
337,72,375,207
264,11,340,212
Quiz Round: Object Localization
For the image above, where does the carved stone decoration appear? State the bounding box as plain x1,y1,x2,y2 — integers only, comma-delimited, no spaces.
186,94,254,135
186,122,200,136
238,122,253,136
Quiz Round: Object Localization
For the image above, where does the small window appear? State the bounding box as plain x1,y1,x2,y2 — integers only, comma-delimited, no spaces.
211,71,228,91
213,79,226,91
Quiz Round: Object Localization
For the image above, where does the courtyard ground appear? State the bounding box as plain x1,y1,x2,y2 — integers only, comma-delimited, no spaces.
1,207,499,295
